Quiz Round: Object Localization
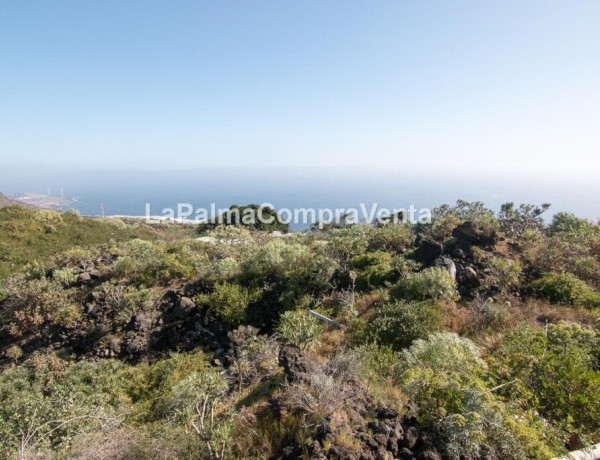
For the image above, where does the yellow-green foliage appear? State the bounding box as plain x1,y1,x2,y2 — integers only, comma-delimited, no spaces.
113,239,199,284
363,300,441,350
276,310,323,351
488,322,600,446
531,272,600,308
399,333,549,458
2,275,80,336
390,266,459,302
0,206,160,279
490,257,521,293
196,282,262,327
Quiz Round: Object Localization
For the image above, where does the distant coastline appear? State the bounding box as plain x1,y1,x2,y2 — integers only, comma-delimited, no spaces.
9,192,79,209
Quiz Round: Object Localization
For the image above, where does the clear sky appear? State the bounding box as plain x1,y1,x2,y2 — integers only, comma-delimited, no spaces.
1,0,599,177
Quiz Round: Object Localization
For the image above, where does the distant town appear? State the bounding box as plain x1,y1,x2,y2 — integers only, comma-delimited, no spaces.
8,191,78,208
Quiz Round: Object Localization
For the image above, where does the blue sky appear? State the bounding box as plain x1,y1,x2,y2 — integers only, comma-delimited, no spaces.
1,0,599,177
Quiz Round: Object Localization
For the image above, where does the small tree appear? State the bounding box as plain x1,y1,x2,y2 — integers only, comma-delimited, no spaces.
7,345,23,364
498,202,550,237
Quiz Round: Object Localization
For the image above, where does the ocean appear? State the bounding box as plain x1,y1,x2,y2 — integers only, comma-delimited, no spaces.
2,169,599,229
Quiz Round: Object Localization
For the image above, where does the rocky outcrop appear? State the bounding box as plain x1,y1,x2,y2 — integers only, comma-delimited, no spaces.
412,236,443,266
274,408,443,460
279,345,322,384
449,221,497,252
411,221,500,297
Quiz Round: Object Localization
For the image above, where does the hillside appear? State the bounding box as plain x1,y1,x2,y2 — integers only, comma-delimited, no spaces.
0,192,25,208
0,205,195,279
0,201,599,459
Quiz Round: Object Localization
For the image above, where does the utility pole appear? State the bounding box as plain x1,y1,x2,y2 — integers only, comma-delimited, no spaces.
100,203,105,218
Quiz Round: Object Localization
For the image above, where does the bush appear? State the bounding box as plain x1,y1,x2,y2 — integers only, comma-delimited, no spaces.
467,296,511,332
390,267,459,302
417,200,498,241
525,231,600,289
531,272,600,307
489,322,600,446
114,240,198,284
366,223,414,252
550,212,596,236
243,239,336,308
3,276,80,336
0,355,127,458
52,267,79,286
490,257,521,294
399,333,536,458
276,310,322,351
195,282,262,327
351,251,394,291
365,300,441,350
228,326,279,390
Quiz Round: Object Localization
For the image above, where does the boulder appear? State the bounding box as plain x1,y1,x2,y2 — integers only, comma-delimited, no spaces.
89,269,101,279
107,337,121,353
377,407,398,420
452,221,497,249
173,296,195,319
133,314,152,331
78,272,91,284
402,427,419,450
457,265,481,289
328,445,359,460
412,237,444,266
433,257,456,279
278,345,320,384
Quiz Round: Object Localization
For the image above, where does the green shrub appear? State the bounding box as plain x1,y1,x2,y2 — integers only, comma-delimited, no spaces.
351,251,393,291
498,202,551,237
417,200,498,242
390,267,459,302
52,267,78,286
399,333,537,459
355,343,402,384
468,296,511,332
489,322,600,446
114,240,197,284
3,276,80,336
550,212,596,236
196,282,262,327
100,283,155,326
276,310,322,351
531,272,600,307
0,354,128,458
365,300,441,350
7,345,23,364
366,223,414,252
243,239,336,308
490,258,521,294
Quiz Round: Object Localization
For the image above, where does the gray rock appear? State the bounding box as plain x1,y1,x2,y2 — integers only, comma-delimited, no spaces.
413,237,443,265
125,341,140,354
434,257,457,279
173,297,195,319
377,407,398,420
402,427,418,450
78,272,91,283
107,337,121,353
278,345,321,384
89,269,101,279
133,314,152,331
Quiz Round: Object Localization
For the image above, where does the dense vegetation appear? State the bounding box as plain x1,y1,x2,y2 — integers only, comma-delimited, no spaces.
0,201,599,459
